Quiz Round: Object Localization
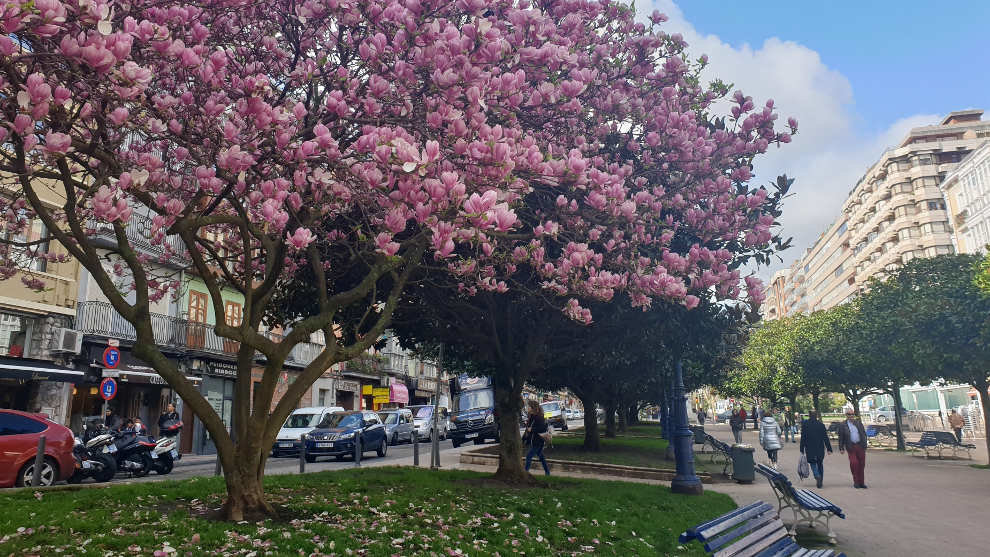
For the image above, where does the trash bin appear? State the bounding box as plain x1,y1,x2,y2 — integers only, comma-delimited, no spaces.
693,425,706,445
731,443,755,483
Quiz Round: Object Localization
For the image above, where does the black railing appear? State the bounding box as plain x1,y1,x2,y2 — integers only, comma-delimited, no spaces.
87,213,188,264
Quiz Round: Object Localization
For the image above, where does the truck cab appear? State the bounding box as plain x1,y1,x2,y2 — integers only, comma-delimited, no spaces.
448,375,499,448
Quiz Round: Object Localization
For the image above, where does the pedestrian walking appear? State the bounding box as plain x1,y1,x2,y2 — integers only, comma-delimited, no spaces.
948,409,965,443
696,408,707,426
836,407,868,489
799,410,832,488
523,399,550,476
752,405,759,429
782,408,795,443
729,409,744,444
792,412,801,442
759,411,783,467
738,407,748,429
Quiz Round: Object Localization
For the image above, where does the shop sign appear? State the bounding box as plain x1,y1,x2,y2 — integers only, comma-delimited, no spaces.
361,384,374,395
372,387,389,403
205,361,238,378
337,380,360,392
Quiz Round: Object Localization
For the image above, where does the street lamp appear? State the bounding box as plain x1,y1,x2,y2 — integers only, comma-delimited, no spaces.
670,359,703,495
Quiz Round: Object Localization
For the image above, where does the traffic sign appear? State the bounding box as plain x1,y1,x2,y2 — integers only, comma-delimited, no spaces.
102,346,121,369
99,378,118,401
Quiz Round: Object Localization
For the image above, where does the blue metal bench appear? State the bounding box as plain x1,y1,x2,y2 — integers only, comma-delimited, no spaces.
680,500,846,557
905,431,941,458
702,432,734,477
756,463,845,544
930,430,976,459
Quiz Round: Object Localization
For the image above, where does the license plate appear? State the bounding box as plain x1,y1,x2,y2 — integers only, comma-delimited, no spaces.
279,442,293,447
316,442,332,448
82,461,93,469
464,433,477,439
150,451,158,459
170,449,178,458
106,444,117,453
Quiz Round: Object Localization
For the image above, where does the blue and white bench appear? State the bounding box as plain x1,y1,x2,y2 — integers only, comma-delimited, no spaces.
905,431,941,458
679,500,846,557
756,463,845,544
930,430,977,459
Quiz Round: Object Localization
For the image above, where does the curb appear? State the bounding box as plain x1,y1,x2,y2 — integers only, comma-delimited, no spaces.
458,447,713,483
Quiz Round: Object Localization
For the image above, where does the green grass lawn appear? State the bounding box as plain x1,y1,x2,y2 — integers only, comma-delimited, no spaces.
544,435,725,476
0,467,735,556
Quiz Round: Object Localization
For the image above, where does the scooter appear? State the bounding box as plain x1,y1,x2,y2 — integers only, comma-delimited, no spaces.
149,420,183,475
110,430,156,477
67,436,116,484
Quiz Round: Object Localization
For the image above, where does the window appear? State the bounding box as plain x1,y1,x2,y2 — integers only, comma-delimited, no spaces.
0,214,49,272
318,389,331,407
867,231,878,243
223,300,242,327
915,154,934,166
836,222,848,236
0,313,26,357
188,291,208,323
898,227,917,241
0,413,46,435
926,200,946,211
894,205,916,218
834,264,844,278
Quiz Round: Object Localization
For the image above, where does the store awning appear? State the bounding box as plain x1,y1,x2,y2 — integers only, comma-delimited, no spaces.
390,382,409,404
0,356,86,383
103,365,201,385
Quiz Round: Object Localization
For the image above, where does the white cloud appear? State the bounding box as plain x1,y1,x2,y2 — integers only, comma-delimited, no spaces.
645,1,942,279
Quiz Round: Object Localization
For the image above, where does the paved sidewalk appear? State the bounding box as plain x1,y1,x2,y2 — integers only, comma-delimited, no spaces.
705,423,989,557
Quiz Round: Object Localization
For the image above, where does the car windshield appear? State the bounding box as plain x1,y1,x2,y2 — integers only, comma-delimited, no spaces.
284,413,318,428
412,407,433,419
317,413,362,429
381,413,399,425
454,389,494,412
541,402,559,412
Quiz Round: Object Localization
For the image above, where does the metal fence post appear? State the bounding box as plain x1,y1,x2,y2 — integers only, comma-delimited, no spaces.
354,431,362,467
214,454,221,476
32,436,46,486
413,429,419,466
299,434,306,474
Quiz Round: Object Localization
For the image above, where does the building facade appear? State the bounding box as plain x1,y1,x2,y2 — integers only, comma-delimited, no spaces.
763,110,990,319
941,141,990,254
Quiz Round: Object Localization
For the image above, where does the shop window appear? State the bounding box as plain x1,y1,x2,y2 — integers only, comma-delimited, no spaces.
0,313,26,357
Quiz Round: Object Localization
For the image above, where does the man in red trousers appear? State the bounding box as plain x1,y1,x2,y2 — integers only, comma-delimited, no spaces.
837,407,868,488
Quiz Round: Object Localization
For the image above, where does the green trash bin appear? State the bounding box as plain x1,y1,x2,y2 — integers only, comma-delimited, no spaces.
693,425,706,445
731,443,755,483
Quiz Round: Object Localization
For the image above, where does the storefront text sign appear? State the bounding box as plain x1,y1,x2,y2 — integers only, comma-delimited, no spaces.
337,380,360,392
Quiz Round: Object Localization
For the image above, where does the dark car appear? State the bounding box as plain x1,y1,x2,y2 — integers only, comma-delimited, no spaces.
0,409,75,487
715,410,733,424
303,411,388,462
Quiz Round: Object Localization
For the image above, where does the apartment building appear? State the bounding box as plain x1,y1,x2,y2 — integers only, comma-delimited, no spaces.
763,109,990,319
941,141,990,254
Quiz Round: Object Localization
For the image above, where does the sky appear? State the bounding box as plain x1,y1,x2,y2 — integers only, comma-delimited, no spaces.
643,1,990,280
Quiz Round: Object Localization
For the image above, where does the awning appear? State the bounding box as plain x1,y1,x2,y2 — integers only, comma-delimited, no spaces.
390,383,409,404
103,366,201,386
0,356,86,383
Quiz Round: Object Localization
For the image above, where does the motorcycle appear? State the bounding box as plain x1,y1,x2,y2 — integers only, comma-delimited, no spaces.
109,430,156,477
67,436,116,484
149,420,183,475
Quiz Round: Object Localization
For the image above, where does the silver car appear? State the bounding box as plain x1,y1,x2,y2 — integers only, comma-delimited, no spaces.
379,409,415,446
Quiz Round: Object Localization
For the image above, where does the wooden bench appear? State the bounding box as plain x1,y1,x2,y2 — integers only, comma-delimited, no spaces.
905,431,941,458
702,432,734,477
755,464,845,544
679,500,846,557
930,430,976,459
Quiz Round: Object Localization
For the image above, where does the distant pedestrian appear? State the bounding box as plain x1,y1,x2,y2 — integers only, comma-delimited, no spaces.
837,407,868,489
738,407,748,429
799,410,833,488
759,411,783,467
729,409,744,444
948,409,965,443
697,408,707,426
159,402,179,430
104,407,121,431
752,405,759,429
792,412,801,442
523,399,550,476
782,408,795,443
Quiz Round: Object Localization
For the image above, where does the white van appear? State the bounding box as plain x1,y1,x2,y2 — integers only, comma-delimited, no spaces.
272,406,344,457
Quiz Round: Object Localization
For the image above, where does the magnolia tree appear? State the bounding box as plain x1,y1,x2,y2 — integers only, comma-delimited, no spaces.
0,0,793,517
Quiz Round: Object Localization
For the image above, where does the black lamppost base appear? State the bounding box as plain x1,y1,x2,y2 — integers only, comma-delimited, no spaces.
671,477,704,495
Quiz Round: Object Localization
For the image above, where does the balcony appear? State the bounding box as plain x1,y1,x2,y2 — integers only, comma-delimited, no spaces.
87,213,188,266
76,301,324,365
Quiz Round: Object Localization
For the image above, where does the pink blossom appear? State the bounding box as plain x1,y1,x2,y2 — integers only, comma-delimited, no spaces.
286,227,316,250
44,132,71,154
108,107,129,126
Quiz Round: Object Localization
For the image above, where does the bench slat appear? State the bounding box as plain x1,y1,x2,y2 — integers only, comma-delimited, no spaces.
697,502,776,541
704,513,779,552
680,501,770,542
753,536,800,557
713,519,787,557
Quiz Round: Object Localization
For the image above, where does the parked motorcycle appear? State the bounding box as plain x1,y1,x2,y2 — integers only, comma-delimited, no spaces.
67,436,116,484
149,420,183,475
109,430,156,477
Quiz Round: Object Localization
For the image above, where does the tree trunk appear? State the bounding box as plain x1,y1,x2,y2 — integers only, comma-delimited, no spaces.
578,393,600,451
493,373,531,483
892,388,906,451
617,401,628,433
221,446,273,521
974,381,990,466
789,395,798,414
627,404,640,426
812,392,821,415
847,392,862,418
604,401,617,438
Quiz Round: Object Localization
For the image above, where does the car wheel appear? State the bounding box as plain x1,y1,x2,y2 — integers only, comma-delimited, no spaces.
875,415,886,423
390,433,398,446
17,457,57,487
272,449,280,458
335,454,344,461
377,438,387,458
305,454,316,463
474,438,484,445
562,421,569,431
452,439,461,448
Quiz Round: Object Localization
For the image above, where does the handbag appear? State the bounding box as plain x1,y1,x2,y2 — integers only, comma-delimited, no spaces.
538,427,553,446
797,453,810,480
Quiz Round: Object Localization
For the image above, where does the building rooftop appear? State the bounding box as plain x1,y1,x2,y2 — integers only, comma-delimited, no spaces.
940,109,984,126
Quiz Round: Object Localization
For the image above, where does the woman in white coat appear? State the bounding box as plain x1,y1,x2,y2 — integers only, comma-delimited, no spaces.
759,410,783,467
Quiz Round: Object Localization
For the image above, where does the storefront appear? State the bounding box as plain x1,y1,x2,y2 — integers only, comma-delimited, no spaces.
335,379,359,410
184,359,237,455
101,363,201,436
0,356,82,425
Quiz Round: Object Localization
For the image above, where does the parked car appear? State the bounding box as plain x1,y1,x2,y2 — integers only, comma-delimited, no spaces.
408,405,449,440
0,409,75,487
715,409,733,424
565,409,577,421
379,409,415,445
575,409,585,420
541,400,568,430
303,411,387,462
869,405,906,423
272,406,344,457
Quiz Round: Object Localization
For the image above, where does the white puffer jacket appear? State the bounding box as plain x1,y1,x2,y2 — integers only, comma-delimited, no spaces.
759,416,782,450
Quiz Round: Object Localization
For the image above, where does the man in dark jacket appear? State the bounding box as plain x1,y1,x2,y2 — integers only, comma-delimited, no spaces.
158,402,179,431
799,410,832,488
837,408,868,488
729,410,744,444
